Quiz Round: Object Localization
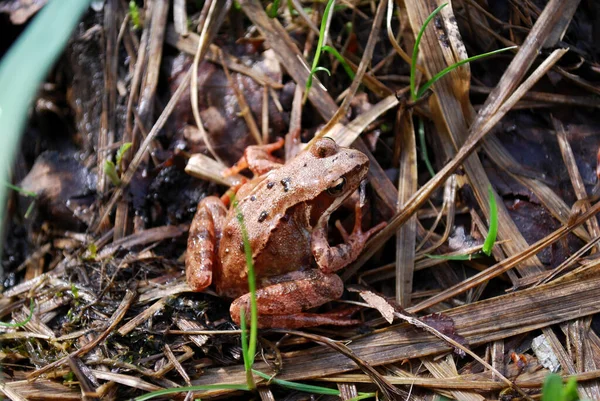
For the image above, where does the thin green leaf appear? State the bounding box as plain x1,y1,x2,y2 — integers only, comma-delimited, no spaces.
104,160,121,186
231,194,258,390
267,0,281,18
425,253,482,261
416,46,517,99
542,374,563,401
482,185,498,256
133,384,250,401
321,45,355,79
6,182,37,219
24,200,36,219
252,370,340,395
304,0,336,103
417,118,435,177
0,299,34,328
4,182,36,198
347,393,377,401
563,377,580,401
0,0,91,235
116,142,132,166
410,3,447,101
252,369,375,399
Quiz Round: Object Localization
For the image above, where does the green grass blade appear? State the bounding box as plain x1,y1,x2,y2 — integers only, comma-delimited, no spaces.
0,0,92,248
304,0,336,102
116,142,132,166
252,370,340,395
133,384,250,401
417,118,435,177
4,182,37,198
267,0,281,18
410,3,447,101
0,299,34,328
416,45,517,99
562,376,580,401
482,185,498,256
104,160,121,186
424,253,481,261
239,307,250,370
234,205,258,367
321,45,355,79
541,373,563,401
252,369,375,399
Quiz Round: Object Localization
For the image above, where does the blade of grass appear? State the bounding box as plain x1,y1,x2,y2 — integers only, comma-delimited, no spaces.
321,45,355,79
482,185,498,256
132,384,250,401
303,0,336,103
410,3,447,101
267,0,281,18
116,142,132,166
425,186,497,260
232,195,258,389
0,0,92,252
4,183,37,198
542,374,563,401
415,46,517,99
0,299,34,328
252,369,376,399
104,161,121,186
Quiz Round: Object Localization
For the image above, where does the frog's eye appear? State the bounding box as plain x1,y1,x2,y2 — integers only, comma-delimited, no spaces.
327,177,346,196
311,137,338,158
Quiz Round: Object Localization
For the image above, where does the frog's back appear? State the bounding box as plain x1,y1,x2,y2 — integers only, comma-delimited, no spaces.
214,204,312,299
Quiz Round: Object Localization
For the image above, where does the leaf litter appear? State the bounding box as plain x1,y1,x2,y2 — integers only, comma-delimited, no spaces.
1,0,600,400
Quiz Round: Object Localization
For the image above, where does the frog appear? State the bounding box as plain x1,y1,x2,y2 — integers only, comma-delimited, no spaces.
186,137,386,328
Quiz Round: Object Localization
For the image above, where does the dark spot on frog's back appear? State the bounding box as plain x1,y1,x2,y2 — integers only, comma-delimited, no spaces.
258,211,269,222
281,177,291,192
267,182,274,189
250,195,256,201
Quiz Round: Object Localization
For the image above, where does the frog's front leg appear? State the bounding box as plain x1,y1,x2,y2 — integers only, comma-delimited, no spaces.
312,200,386,274
186,197,227,291
230,270,359,328
223,137,285,176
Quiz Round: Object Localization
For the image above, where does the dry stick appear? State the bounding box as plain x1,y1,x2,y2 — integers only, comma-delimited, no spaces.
93,67,192,235
311,0,386,143
553,116,600,246
392,309,531,400
344,48,568,281
320,369,600,390
191,0,224,163
28,290,136,379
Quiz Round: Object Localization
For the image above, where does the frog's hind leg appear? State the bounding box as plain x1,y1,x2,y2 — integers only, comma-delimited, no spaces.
186,197,227,291
230,270,360,328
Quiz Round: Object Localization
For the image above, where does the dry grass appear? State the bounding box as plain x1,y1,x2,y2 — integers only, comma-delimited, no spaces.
2,0,599,400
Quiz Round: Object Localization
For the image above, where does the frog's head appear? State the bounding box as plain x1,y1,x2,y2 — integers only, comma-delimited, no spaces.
305,137,369,223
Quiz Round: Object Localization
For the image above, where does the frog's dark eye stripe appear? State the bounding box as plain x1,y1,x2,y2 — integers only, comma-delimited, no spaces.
327,177,346,196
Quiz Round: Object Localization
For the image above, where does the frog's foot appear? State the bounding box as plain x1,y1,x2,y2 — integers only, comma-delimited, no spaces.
223,137,285,177
186,197,227,292
230,270,359,329
313,201,387,274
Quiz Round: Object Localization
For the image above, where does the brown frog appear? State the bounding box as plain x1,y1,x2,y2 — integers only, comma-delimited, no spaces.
186,138,385,328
